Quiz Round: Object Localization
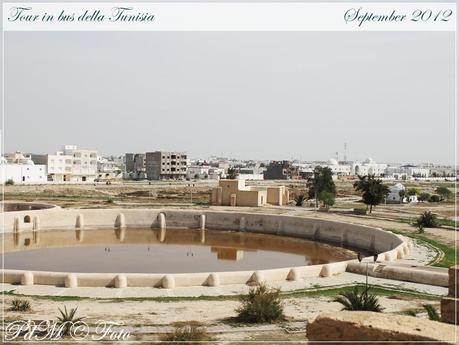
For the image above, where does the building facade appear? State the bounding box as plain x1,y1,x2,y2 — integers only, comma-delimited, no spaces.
97,157,121,180
32,152,73,182
1,156,46,184
263,161,299,180
146,151,188,180
124,153,146,180
386,183,418,203
211,179,289,207
64,146,98,182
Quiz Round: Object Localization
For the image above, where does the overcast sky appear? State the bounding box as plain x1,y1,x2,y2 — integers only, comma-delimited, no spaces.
4,31,455,164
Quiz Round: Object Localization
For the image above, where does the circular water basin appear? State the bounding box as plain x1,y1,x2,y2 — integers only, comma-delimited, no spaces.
2,228,360,274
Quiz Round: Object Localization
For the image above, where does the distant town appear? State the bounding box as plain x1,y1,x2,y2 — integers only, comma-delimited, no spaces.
1,144,456,185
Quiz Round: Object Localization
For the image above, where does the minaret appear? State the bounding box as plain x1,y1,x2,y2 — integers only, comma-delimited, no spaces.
344,143,348,162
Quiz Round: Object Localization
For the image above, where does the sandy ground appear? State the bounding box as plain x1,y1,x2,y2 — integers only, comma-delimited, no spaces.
3,291,438,326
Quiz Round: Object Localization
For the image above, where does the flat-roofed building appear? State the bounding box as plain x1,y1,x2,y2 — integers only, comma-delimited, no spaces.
1,156,46,184
63,146,98,182
146,151,188,180
31,151,73,182
211,179,289,207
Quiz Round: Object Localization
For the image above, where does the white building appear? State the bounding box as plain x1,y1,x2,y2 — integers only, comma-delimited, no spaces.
97,157,121,180
63,145,98,182
351,158,387,177
386,183,417,203
187,165,211,180
321,159,351,176
404,166,429,178
0,156,46,184
187,165,226,180
208,167,225,180
236,167,264,180
32,151,73,182
385,165,430,180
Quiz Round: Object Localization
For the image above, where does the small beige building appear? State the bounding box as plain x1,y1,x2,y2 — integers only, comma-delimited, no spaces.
211,179,289,207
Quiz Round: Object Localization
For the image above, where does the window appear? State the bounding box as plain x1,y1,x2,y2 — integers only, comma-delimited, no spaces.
24,215,31,223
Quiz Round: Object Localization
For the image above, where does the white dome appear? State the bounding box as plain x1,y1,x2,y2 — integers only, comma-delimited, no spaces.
391,183,405,191
328,158,338,165
363,157,374,164
18,158,34,165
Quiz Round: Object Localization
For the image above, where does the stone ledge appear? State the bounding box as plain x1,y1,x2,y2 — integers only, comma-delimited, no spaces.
307,311,457,344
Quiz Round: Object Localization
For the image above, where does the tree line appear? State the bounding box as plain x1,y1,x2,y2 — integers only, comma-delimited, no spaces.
297,167,390,213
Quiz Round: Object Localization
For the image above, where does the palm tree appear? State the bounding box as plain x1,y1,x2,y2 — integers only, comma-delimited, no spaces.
226,168,238,179
414,211,438,229
353,175,389,213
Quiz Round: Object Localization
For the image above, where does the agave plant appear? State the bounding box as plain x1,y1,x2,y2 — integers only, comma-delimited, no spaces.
56,306,85,336
423,304,440,321
335,286,383,312
10,299,31,312
294,194,307,207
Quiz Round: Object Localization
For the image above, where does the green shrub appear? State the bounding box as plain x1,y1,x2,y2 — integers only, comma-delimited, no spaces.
106,196,114,204
335,286,383,312
5,179,14,186
435,186,452,201
353,208,367,215
428,195,441,203
402,309,418,316
235,284,286,323
161,321,211,344
407,188,419,196
10,299,31,312
418,192,431,202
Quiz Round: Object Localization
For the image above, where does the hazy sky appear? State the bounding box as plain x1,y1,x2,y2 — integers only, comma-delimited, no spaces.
4,31,455,164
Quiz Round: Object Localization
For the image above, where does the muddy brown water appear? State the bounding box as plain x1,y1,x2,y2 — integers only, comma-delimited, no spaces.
2,228,360,273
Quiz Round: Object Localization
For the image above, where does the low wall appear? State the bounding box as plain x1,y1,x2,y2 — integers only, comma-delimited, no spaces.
0,207,410,289
347,262,448,287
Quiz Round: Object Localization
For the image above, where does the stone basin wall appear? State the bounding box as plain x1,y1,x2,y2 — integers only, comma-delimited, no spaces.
0,208,410,289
